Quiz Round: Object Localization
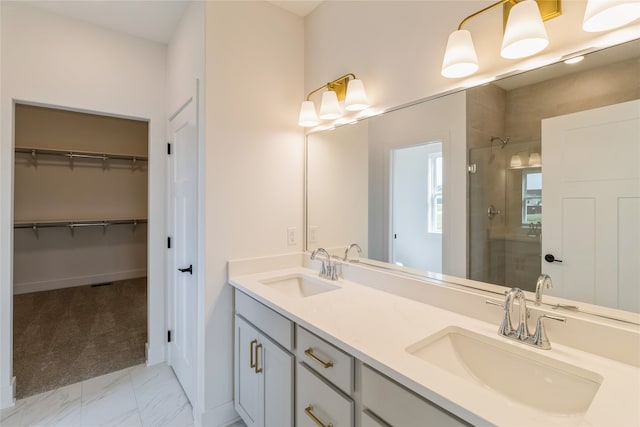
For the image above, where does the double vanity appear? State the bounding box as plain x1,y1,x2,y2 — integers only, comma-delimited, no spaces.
228,253,640,427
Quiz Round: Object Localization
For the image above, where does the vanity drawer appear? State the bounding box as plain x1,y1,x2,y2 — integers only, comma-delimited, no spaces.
361,365,469,427
235,290,293,351
296,325,354,394
296,362,354,427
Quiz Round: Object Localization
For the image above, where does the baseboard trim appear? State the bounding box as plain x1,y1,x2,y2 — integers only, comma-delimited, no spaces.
0,376,15,410
197,401,239,427
13,269,147,294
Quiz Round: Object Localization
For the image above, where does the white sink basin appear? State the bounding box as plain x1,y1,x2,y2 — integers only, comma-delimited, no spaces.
259,273,340,298
406,326,602,416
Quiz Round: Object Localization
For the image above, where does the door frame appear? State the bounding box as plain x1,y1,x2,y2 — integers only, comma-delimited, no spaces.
1,98,161,408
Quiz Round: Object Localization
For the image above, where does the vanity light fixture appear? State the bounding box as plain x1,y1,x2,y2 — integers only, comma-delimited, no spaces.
442,0,560,78
298,73,369,127
528,152,542,166
582,0,640,32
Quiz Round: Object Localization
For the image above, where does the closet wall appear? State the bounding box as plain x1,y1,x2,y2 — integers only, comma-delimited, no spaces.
13,104,148,294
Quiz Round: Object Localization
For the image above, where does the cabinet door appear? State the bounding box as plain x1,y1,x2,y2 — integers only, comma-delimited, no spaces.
234,316,262,427
261,335,294,427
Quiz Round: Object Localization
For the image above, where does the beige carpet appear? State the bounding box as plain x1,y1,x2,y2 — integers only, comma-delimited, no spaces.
13,278,147,399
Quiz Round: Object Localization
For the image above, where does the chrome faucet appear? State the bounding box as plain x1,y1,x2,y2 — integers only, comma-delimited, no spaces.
310,248,338,280
343,243,362,262
535,274,553,305
487,287,565,350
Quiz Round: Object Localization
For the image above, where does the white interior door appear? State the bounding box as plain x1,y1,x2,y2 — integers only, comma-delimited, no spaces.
542,100,640,311
168,96,198,402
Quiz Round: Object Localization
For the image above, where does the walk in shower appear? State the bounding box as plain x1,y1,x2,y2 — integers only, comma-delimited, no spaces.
468,140,542,292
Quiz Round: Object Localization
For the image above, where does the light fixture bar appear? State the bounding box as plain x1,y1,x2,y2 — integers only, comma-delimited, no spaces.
458,0,511,30
305,73,356,101
456,0,561,31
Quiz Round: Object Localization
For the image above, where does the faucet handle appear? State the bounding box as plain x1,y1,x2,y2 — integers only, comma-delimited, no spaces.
532,314,566,349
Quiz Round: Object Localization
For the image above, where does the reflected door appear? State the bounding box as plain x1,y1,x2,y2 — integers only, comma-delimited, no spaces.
542,100,640,311
390,142,442,273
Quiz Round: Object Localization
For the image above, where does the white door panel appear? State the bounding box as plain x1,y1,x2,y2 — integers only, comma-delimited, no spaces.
542,100,640,311
169,93,198,403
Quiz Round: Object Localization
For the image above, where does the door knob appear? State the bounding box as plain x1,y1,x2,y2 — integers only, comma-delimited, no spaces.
178,264,193,274
544,254,563,263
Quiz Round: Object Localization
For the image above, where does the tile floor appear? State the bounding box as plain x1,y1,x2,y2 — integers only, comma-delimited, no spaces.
0,363,245,427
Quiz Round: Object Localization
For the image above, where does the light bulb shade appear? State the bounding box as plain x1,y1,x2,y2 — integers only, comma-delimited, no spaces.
319,91,342,120
298,101,318,127
529,152,542,166
510,154,523,168
441,30,479,78
345,79,369,111
501,0,549,59
583,0,640,32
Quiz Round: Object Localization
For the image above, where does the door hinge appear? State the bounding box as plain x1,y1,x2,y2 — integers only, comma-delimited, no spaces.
167,236,172,249
167,142,172,155
168,330,172,343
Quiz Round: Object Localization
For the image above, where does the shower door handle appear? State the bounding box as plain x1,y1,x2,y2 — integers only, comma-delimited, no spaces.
178,264,193,274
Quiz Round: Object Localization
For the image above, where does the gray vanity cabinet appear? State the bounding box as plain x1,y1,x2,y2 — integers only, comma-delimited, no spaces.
234,292,294,427
233,289,469,427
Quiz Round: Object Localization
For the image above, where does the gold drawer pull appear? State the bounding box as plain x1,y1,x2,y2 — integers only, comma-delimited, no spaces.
304,348,334,368
304,405,333,427
255,343,263,373
250,339,257,369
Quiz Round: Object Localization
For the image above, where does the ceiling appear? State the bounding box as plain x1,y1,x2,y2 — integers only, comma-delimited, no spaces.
19,0,321,45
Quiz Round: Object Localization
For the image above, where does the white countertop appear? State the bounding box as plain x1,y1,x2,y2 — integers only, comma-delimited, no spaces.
228,264,640,427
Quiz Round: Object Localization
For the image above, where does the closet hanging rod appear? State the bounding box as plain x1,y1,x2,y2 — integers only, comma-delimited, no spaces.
14,219,148,229
14,147,148,162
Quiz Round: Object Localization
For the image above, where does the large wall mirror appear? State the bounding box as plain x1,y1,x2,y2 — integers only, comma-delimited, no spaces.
306,39,640,319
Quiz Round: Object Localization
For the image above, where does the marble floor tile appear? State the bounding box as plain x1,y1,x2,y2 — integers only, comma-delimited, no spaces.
19,383,82,427
131,364,193,427
82,369,140,427
2,364,204,427
0,400,24,427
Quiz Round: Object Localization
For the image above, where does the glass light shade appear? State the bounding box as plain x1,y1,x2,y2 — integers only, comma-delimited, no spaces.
298,101,319,127
501,0,549,59
529,152,542,166
583,0,640,32
510,154,523,168
345,79,369,111
441,30,479,78
319,91,342,120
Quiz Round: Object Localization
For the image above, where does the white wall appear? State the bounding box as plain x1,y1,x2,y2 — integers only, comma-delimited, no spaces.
204,1,304,424
0,2,167,407
305,1,640,113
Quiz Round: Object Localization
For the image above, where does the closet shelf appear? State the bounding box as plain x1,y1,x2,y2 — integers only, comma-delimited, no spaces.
14,218,147,237
15,147,148,166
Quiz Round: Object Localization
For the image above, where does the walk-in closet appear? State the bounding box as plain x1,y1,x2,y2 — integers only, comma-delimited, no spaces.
12,104,149,398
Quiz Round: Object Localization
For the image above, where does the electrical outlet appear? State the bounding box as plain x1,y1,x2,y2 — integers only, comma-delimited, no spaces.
287,227,297,245
308,226,319,244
